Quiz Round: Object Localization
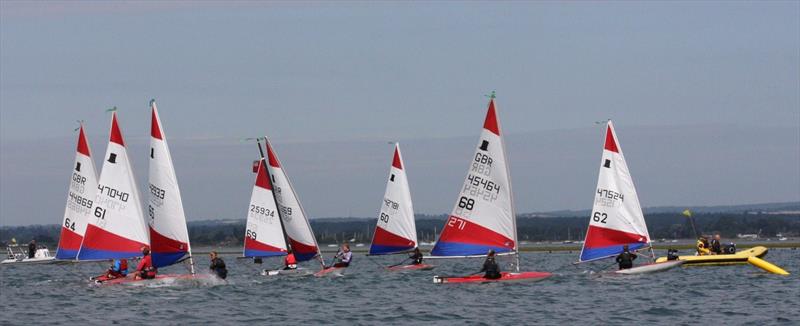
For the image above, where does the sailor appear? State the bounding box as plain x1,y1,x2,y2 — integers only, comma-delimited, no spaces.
409,248,423,265
332,243,352,268
106,259,128,279
480,250,502,279
696,236,711,256
710,234,722,255
209,251,228,279
134,246,157,280
28,239,37,258
283,249,298,270
615,245,637,270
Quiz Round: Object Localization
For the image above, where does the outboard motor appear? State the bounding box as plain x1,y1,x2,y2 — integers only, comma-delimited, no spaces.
723,243,736,254
667,249,680,261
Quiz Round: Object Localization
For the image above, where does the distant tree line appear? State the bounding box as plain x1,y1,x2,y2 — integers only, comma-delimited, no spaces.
2,212,797,248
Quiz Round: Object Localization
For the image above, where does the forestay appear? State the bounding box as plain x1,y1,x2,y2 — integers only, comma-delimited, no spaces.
579,121,650,262
243,158,289,257
431,98,517,257
78,112,150,260
265,140,322,263
148,101,192,268
56,124,99,260
369,144,417,255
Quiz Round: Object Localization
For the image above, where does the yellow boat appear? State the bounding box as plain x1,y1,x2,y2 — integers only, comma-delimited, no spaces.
655,246,768,266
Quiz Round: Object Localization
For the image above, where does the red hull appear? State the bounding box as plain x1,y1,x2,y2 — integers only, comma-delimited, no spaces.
314,266,346,277
387,264,435,272
92,273,215,285
433,271,552,284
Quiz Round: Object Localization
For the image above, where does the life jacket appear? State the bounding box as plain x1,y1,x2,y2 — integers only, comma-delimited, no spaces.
285,253,297,266
120,259,128,274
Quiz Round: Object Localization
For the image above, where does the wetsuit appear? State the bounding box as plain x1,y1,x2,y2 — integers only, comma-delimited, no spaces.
28,242,36,258
615,251,637,270
710,239,722,254
209,257,228,279
135,255,157,279
284,253,298,270
410,251,423,265
481,257,501,279
333,251,352,268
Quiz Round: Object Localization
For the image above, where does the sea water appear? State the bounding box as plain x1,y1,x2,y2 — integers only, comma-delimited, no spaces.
1,248,798,325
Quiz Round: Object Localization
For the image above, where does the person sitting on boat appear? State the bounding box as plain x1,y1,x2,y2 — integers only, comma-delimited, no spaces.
615,245,637,270
283,249,298,270
696,236,711,256
209,251,228,279
409,248,423,265
105,259,129,279
28,239,37,259
480,250,501,279
710,234,722,255
134,246,157,280
332,243,352,268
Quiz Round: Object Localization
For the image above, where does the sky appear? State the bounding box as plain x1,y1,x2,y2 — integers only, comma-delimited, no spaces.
1,1,798,226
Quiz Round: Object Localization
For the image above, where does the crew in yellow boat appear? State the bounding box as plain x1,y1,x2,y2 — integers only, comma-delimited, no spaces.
696,236,711,256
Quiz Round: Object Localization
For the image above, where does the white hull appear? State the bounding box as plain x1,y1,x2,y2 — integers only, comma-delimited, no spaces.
1,257,56,265
613,260,684,275
261,268,313,277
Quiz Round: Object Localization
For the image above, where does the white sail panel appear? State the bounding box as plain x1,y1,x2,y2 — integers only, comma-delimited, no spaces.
431,98,516,256
148,101,192,268
579,121,650,262
78,112,149,260
56,124,99,260
265,140,321,263
369,144,417,255
244,158,289,257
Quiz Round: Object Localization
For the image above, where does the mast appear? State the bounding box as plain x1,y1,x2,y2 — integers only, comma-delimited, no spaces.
493,92,521,272
256,138,293,255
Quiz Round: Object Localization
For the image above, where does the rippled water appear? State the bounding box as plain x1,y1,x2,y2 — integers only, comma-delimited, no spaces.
1,247,798,325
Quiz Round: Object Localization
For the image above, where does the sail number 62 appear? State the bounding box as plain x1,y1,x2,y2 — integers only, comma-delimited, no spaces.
592,212,608,224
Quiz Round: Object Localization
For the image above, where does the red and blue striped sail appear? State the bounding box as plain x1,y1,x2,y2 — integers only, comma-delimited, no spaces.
148,101,193,268
369,144,417,255
78,112,150,260
431,98,517,257
56,124,98,260
579,121,650,262
243,158,289,258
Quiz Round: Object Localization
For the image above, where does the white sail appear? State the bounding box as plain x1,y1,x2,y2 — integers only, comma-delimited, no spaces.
369,143,417,255
56,124,99,260
579,120,650,262
148,101,192,268
244,158,289,257
265,139,322,263
431,96,517,257
78,111,149,260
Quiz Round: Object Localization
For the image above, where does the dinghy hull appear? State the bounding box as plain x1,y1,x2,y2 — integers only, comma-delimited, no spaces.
387,264,435,272
612,260,684,275
261,268,313,277
92,273,215,285
314,266,346,277
433,271,552,284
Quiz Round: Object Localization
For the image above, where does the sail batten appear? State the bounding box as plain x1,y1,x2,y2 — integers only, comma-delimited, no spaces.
579,121,650,262
369,144,417,255
431,98,516,257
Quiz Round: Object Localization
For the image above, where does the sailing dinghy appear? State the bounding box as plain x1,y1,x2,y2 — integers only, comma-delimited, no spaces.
261,139,333,277
430,94,552,284
577,121,682,275
78,110,150,262
368,143,433,271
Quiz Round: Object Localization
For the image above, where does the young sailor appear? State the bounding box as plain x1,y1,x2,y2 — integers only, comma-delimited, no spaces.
106,259,129,279
332,243,352,268
480,250,501,279
209,251,228,279
409,248,423,265
283,249,298,270
134,246,157,280
696,236,711,256
615,245,637,270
